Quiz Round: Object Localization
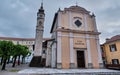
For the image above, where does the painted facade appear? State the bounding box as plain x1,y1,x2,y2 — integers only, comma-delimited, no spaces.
50,6,103,69
101,35,120,65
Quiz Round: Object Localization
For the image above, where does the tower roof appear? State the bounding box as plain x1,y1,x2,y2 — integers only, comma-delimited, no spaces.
38,2,44,14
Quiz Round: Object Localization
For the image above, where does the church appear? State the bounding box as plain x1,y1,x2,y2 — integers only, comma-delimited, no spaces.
30,3,103,69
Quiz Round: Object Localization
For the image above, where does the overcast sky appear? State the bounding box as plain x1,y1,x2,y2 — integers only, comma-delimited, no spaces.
0,0,120,44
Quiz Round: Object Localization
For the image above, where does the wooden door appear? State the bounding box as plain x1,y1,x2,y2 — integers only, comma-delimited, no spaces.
77,51,85,68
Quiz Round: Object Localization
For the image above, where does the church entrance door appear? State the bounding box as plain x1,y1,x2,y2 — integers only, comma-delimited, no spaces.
77,51,85,68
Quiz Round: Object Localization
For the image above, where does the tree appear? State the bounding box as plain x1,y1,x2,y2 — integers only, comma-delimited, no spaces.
21,46,31,64
0,41,14,70
17,45,23,65
11,44,30,67
0,40,31,70
12,44,21,67
0,47,3,65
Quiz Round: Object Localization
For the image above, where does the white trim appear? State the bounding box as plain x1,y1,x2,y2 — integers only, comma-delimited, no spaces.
69,33,74,63
69,11,72,29
86,35,92,63
96,36,103,63
51,43,56,68
84,14,92,64
84,14,88,31
58,34,96,39
57,12,62,64
92,16,98,32
57,32,62,63
58,12,61,28
84,50,87,68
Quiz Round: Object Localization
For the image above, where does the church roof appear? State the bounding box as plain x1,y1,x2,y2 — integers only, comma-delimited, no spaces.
104,35,120,44
50,13,58,33
64,5,90,14
50,5,90,33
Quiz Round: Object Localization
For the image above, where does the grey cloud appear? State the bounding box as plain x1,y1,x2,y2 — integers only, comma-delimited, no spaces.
0,0,120,43
0,0,37,38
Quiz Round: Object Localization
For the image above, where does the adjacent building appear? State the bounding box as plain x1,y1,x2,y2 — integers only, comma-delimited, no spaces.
0,37,50,63
101,35,120,65
100,44,107,66
0,37,34,63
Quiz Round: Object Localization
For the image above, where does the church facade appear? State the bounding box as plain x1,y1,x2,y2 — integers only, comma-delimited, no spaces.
29,3,103,69
49,6,103,69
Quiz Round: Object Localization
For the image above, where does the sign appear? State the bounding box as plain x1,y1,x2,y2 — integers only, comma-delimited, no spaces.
75,40,85,45
74,39,86,48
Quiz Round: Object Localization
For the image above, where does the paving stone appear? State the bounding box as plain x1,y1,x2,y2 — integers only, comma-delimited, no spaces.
18,68,120,75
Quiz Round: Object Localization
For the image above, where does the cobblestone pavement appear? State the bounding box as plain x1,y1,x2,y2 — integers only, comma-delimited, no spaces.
1,64,120,75
0,63,29,75
0,72,26,75
19,68,120,75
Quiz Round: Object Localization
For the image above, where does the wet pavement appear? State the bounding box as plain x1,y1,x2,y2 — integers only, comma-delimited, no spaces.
0,63,29,75
18,68,120,75
1,64,120,75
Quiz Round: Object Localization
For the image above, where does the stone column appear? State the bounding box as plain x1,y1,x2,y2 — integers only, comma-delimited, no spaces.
57,32,62,68
69,33,75,68
96,36,104,68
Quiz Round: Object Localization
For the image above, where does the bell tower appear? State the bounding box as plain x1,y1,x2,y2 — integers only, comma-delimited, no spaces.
35,2,45,56
29,2,45,67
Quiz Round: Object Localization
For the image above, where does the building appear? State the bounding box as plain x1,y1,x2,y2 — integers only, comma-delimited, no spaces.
101,44,107,66
49,5,103,69
0,37,50,63
101,35,120,65
0,37,34,63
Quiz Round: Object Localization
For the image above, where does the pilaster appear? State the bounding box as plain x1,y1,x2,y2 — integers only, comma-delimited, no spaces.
68,11,72,29
58,12,61,28
84,14,93,68
51,43,57,68
86,35,93,68
57,32,62,68
69,33,75,68
96,36,104,68
57,63,62,69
